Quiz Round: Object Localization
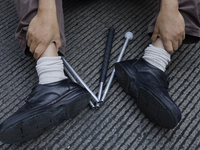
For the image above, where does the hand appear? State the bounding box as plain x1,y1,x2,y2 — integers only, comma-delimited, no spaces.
26,0,61,60
151,0,185,54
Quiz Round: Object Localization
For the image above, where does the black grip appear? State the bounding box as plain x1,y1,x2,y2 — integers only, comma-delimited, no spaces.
100,27,115,82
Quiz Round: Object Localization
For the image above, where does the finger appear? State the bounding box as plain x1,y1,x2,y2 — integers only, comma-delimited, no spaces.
26,32,31,47
26,31,29,42
182,32,185,40
178,37,183,46
29,41,39,54
33,42,49,60
53,34,61,50
178,30,185,46
56,39,61,49
151,28,159,43
151,33,158,43
172,40,179,51
163,40,173,54
27,39,31,48
53,39,61,50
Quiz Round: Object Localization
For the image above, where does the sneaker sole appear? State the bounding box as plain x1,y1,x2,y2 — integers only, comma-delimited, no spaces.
115,62,181,129
0,90,91,144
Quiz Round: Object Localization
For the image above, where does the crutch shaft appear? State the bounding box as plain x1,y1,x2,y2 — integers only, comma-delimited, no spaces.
100,32,133,103
63,64,96,109
62,57,100,103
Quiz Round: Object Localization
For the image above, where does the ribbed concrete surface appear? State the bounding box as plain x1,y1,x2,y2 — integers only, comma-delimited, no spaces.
0,0,200,149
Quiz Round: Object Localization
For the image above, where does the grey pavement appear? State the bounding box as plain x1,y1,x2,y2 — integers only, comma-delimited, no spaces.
0,0,200,149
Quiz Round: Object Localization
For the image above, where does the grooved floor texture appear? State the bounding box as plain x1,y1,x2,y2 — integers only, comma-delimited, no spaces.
1,0,200,149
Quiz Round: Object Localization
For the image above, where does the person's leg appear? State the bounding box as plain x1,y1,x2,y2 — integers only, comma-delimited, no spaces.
115,0,200,129
14,0,67,86
142,38,170,72
0,0,91,144
14,0,67,85
36,43,67,85
115,37,181,129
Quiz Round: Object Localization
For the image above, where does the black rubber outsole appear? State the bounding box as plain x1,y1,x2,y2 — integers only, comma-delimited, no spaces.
0,92,91,144
115,62,181,129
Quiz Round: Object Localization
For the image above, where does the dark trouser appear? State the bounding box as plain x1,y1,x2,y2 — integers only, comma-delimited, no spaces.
14,0,200,56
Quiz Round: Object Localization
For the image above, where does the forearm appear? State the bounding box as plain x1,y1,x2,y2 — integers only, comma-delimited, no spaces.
38,0,57,15
160,0,179,12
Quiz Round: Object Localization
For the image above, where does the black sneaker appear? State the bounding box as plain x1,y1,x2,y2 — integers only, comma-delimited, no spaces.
0,79,91,144
115,58,181,129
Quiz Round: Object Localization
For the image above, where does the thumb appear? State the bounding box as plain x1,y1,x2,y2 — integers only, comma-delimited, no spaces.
151,31,158,43
53,37,61,50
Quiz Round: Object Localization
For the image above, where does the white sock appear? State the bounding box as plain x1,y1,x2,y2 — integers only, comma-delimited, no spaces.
142,44,171,72
36,56,67,84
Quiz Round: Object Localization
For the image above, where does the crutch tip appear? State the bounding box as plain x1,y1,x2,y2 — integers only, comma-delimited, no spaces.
89,101,96,109
125,32,133,40
95,102,101,109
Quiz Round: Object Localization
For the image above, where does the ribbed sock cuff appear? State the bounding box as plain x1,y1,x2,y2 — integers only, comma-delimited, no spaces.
142,44,171,72
36,56,67,84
